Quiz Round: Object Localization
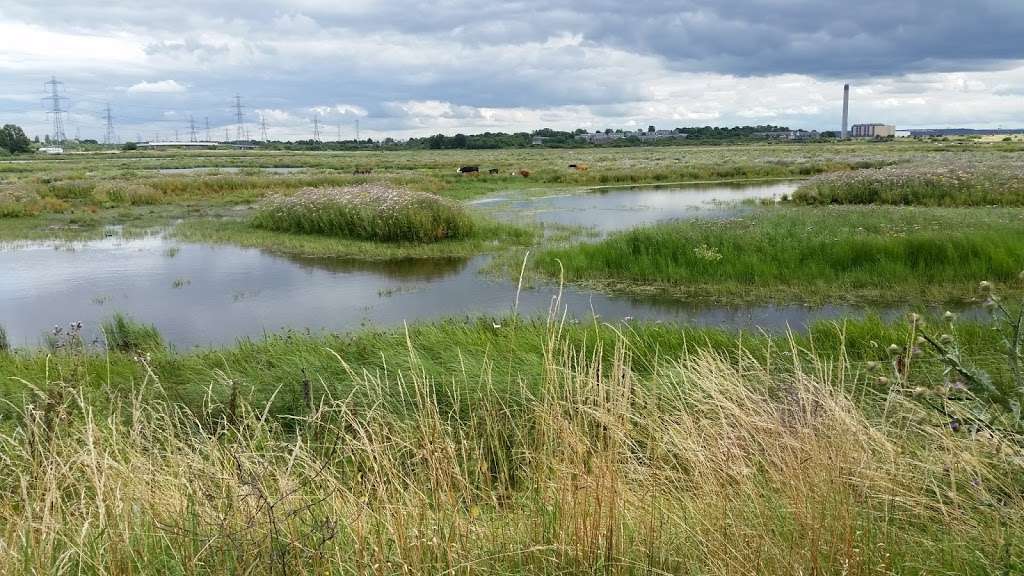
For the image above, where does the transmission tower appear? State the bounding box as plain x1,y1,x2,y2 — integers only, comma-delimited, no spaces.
103,103,117,145
312,116,321,142
205,117,210,141
355,119,360,142
174,128,179,142
257,113,268,141
42,76,68,144
233,94,245,141
188,115,198,142
224,128,230,142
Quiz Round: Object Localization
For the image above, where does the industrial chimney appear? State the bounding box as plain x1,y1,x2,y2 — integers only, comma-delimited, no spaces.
841,84,850,139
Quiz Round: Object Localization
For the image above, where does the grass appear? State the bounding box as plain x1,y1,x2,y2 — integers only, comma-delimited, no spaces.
534,206,1024,304
252,185,475,243
0,317,1021,574
177,214,537,260
102,313,164,353
794,159,1024,206
0,324,8,353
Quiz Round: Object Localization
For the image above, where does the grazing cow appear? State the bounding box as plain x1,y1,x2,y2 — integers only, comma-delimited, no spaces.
488,168,500,175
352,168,373,175
458,165,480,174
519,169,530,177
569,163,589,171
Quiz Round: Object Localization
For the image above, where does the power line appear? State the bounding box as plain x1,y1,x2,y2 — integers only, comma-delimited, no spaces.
259,113,269,142
205,117,210,141
189,115,198,142
312,116,320,142
42,76,68,144
103,103,117,145
233,94,245,141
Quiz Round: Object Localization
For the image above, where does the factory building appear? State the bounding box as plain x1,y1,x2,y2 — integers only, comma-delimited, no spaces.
851,124,896,138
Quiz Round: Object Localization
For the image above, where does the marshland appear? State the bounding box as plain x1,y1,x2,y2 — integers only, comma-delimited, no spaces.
3,138,1024,573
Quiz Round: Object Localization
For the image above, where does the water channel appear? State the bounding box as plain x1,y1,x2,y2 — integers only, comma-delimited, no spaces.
1,181,965,348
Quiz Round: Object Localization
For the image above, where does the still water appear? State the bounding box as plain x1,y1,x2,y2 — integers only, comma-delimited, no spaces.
0,182,959,348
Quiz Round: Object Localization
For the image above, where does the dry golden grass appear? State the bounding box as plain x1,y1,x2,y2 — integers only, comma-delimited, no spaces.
0,325,1020,574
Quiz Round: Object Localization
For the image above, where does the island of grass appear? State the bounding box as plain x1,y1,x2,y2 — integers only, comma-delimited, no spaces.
176,184,538,259
534,206,1024,304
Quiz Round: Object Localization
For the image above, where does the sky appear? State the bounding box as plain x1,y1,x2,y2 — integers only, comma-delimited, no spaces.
1,0,1023,142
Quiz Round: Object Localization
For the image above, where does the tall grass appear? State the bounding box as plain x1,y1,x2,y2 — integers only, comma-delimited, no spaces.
102,313,164,353
794,160,1024,206
536,206,1024,302
0,324,1019,574
0,324,8,353
252,184,476,243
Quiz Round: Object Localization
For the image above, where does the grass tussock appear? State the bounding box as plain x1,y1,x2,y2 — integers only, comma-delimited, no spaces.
536,206,1024,303
794,160,1024,206
0,324,1020,574
102,313,165,353
252,184,476,243
0,324,8,353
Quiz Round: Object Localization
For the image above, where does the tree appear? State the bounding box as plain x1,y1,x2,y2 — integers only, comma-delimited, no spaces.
0,124,32,153
121,142,138,151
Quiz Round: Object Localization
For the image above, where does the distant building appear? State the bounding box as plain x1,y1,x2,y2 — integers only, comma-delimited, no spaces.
36,146,64,154
753,130,819,140
895,130,913,138
575,128,685,144
531,136,549,145
851,124,896,138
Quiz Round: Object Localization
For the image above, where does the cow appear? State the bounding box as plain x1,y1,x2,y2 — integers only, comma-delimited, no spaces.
457,165,480,174
568,163,589,171
519,169,530,177
352,168,373,175
488,168,500,175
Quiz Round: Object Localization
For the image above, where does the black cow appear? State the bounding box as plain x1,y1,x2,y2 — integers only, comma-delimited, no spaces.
488,168,500,175
458,165,480,174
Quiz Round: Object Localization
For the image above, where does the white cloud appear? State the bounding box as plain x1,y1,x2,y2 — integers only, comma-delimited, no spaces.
127,79,186,93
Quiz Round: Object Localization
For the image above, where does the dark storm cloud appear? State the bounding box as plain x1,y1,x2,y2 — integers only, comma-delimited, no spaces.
5,0,1023,77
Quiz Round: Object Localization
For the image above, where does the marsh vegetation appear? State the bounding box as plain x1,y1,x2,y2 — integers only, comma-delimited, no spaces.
4,139,1024,573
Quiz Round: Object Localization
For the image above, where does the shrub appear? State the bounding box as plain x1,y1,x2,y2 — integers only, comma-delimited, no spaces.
0,186,50,217
102,313,164,353
92,181,164,205
252,184,476,243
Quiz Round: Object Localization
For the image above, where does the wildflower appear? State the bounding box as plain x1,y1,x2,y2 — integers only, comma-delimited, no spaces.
877,376,890,386
978,280,992,294
865,361,880,372
943,310,956,322
887,344,901,355
908,312,921,324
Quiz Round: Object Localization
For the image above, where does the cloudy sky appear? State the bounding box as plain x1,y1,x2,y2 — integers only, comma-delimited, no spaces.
2,0,1023,141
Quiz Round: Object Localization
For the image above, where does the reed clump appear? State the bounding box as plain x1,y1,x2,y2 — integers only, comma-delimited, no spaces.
252,184,476,243
102,313,164,354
